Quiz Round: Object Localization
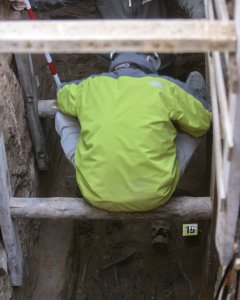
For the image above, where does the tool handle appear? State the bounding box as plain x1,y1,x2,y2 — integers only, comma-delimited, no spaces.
24,0,62,87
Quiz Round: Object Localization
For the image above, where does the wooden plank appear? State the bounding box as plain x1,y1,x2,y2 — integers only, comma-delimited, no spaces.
208,54,226,202
0,20,236,53
38,100,57,118
237,0,240,62
215,92,240,266
210,0,231,99
0,134,23,286
215,0,240,266
213,0,232,101
10,196,212,220
213,0,229,20
0,242,8,276
15,54,48,170
213,51,233,151
208,0,232,191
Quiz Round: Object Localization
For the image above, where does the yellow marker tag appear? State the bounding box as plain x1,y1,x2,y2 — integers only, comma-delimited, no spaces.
182,224,198,236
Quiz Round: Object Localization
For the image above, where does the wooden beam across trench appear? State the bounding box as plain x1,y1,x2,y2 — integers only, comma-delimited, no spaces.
10,196,212,220
0,20,236,53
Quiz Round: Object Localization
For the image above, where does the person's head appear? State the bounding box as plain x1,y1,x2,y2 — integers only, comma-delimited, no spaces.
109,52,161,74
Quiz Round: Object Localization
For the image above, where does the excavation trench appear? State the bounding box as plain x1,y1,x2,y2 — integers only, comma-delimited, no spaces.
2,1,217,299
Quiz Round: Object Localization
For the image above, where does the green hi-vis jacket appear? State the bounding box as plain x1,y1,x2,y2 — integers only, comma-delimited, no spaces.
57,70,212,212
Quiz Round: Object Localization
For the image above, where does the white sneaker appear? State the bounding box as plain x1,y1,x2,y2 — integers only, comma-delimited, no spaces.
186,71,206,99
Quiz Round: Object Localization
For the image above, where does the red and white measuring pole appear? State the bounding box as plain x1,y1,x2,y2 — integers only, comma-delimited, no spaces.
24,0,62,87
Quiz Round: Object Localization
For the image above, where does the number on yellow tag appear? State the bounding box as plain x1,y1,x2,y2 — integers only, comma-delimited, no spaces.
182,224,198,237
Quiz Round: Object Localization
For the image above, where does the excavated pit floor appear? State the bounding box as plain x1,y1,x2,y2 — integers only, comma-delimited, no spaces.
16,2,217,299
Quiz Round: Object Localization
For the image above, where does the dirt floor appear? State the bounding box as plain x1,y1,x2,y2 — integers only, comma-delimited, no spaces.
12,1,217,299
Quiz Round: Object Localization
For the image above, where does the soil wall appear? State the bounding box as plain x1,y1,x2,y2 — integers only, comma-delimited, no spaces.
0,2,40,299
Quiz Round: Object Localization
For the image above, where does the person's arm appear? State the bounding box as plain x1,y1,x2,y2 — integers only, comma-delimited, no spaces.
55,112,80,166
57,82,82,117
56,80,84,164
169,83,212,138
